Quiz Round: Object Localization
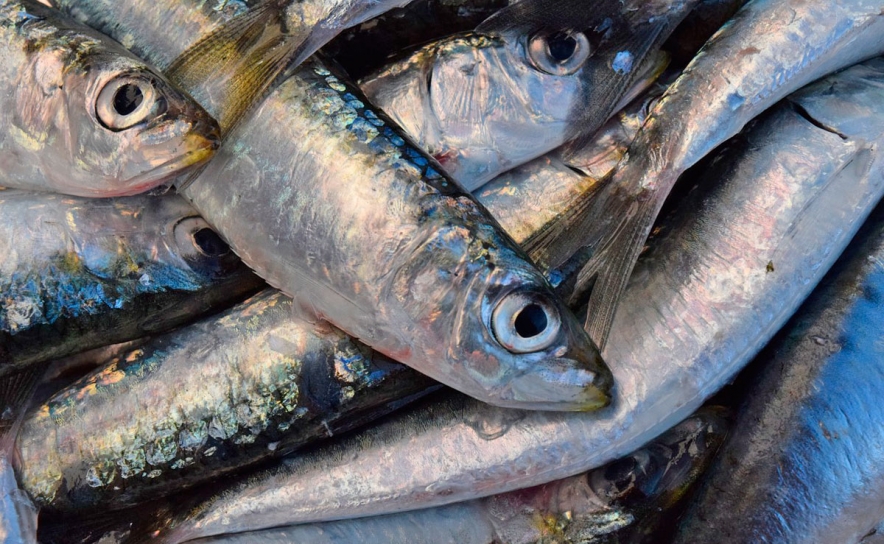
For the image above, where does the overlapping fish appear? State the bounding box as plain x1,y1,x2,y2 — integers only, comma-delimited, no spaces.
51,0,637,411
142,54,884,542
360,0,692,190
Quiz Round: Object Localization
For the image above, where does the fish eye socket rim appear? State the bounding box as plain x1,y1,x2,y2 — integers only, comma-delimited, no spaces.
95,73,159,131
491,291,562,354
526,30,591,76
172,215,229,260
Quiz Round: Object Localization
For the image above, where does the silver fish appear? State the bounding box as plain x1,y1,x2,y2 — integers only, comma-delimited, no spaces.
15,85,660,525
672,80,884,542
189,408,728,544
0,0,219,197
52,0,613,411
569,0,884,348
157,55,884,541
15,290,436,512
359,0,694,191
0,191,263,374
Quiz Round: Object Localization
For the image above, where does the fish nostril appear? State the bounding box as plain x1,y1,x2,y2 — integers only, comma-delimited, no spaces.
514,304,548,338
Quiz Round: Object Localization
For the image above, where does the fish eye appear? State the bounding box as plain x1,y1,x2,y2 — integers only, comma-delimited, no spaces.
527,31,591,76
96,75,162,131
491,291,561,353
174,216,231,259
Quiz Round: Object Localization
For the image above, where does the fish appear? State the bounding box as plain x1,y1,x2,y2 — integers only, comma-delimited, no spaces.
165,0,415,132
151,54,884,541
359,0,695,191
568,0,884,348
186,407,728,544
0,0,219,197
52,0,613,411
0,191,264,375
15,290,437,513
673,176,884,541
18,83,663,532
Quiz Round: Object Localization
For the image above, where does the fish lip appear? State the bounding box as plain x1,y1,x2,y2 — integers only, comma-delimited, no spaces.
104,132,219,197
493,354,614,412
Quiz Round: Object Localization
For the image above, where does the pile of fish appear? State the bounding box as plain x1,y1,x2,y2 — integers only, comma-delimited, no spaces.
2,0,884,541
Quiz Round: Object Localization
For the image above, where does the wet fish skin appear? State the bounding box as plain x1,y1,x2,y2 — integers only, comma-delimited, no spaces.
160,56,884,540
15,78,662,525
476,81,663,271
671,91,884,542
52,0,612,412
0,191,263,374
187,407,727,544
0,0,219,197
359,0,695,191
15,290,436,512
573,0,884,347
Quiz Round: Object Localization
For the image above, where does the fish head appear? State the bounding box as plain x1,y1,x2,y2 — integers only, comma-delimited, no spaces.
72,196,245,292
36,48,219,197
393,202,612,411
361,0,693,190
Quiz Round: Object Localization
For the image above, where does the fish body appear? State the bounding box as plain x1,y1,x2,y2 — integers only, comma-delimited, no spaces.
189,408,727,544
672,88,884,542
52,0,613,411
0,191,263,373
359,0,694,190
574,0,884,347
160,56,884,540
0,0,218,197
15,290,436,512
19,82,658,525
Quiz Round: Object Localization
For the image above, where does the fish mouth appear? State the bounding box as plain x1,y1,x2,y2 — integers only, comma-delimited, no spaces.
502,355,614,412
110,131,220,197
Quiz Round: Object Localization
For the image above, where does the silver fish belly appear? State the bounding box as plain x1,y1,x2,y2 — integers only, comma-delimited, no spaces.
161,56,884,541
188,408,727,544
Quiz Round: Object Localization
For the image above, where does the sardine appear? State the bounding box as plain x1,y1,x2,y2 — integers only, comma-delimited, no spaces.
359,0,694,190
52,0,613,411
0,0,219,197
15,88,660,517
570,0,884,348
0,191,263,374
15,290,436,513
156,55,884,541
188,407,728,544
671,112,884,542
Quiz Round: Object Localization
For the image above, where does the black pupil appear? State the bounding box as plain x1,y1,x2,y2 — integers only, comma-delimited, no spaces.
193,228,230,257
113,83,144,116
547,33,578,62
514,304,548,338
